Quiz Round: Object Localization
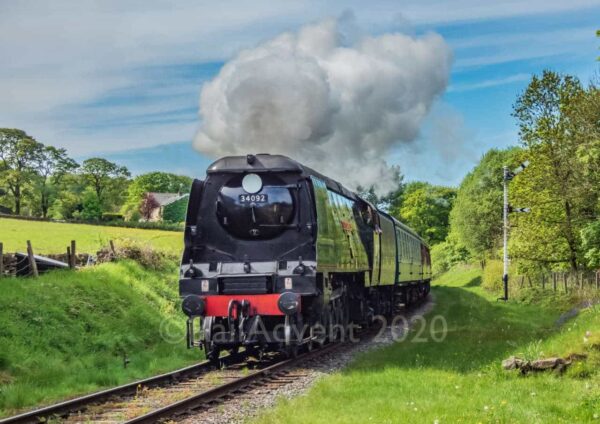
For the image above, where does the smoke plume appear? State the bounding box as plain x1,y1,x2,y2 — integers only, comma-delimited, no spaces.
194,19,452,194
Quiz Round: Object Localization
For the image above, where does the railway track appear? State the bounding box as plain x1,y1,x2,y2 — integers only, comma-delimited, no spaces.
0,352,248,424
0,338,349,424
1,297,433,424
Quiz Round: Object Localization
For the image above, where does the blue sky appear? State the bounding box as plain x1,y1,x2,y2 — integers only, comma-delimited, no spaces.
1,1,598,186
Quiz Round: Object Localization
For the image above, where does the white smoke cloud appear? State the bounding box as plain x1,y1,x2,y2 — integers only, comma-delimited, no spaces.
194,18,452,194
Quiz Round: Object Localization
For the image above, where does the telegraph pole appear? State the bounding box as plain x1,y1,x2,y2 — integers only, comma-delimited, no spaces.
503,166,509,301
501,161,530,301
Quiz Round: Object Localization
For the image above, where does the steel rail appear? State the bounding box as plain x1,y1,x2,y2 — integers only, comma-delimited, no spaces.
0,352,246,424
123,343,340,424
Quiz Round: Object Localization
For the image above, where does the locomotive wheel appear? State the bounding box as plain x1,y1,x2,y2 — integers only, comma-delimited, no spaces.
205,342,221,366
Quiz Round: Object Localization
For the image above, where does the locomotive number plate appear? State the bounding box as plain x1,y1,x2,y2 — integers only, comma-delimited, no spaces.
239,194,268,203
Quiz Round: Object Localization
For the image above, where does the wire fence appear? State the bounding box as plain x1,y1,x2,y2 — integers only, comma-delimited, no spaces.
514,270,600,293
0,240,104,279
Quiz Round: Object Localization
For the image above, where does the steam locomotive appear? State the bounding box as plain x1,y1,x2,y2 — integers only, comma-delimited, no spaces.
179,154,431,361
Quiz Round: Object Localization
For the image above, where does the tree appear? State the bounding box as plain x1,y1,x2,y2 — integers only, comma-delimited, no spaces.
511,70,593,271
34,146,78,217
449,147,522,262
581,222,600,269
390,182,456,245
80,158,130,202
0,128,44,214
139,193,160,221
430,232,469,275
357,167,404,211
79,188,103,221
121,172,192,220
597,29,600,61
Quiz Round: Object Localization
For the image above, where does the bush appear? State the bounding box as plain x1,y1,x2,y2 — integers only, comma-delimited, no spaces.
431,242,451,275
482,259,520,293
482,259,503,292
97,239,178,270
101,213,124,222
430,236,469,276
162,196,188,223
80,189,102,221
97,220,184,231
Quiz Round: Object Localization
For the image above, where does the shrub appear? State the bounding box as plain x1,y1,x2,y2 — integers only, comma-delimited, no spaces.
139,193,160,221
80,189,102,221
430,235,469,276
482,259,504,292
97,239,178,270
101,213,124,222
431,242,451,275
162,196,188,223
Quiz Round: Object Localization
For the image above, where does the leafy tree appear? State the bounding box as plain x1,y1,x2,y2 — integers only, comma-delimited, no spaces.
162,196,189,223
511,70,595,271
581,221,600,268
79,188,103,221
49,189,82,220
357,167,404,211
389,182,456,245
33,146,78,217
139,193,160,221
449,147,521,262
430,232,469,275
597,29,600,61
0,128,44,214
121,172,192,220
48,172,87,219
80,158,130,202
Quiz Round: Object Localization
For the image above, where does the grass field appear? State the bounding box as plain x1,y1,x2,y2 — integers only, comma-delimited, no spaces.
0,217,182,254
0,260,201,417
255,265,600,423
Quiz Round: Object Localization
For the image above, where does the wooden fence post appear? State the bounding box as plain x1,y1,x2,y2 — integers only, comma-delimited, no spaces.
70,240,76,268
0,242,4,278
109,240,116,255
563,273,568,293
26,240,39,278
67,246,72,269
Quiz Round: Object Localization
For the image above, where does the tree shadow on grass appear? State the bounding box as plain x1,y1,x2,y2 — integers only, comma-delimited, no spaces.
346,285,560,375
465,276,482,287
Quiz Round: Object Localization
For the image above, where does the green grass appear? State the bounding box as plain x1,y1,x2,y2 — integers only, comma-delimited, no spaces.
0,260,201,417
255,265,600,423
0,217,182,254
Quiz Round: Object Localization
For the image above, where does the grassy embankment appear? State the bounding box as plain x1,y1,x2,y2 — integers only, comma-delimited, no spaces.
0,217,182,254
256,265,600,423
0,260,200,417
0,218,198,417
